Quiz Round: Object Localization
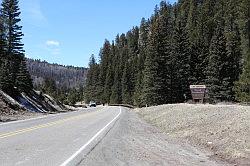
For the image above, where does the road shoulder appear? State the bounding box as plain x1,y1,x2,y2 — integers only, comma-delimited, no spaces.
80,108,230,166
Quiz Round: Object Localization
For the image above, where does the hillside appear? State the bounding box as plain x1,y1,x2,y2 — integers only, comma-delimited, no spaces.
26,58,88,89
0,89,69,122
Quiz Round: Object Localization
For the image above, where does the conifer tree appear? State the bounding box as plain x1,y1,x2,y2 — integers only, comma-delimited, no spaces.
234,0,250,102
1,0,24,72
121,61,133,104
157,2,174,104
0,14,6,67
186,0,199,42
206,22,227,102
222,0,243,101
99,40,111,103
172,19,191,102
0,0,33,94
85,55,100,103
0,59,14,94
110,38,122,104
142,18,159,106
134,18,149,106
234,52,250,102
110,70,122,104
15,58,33,93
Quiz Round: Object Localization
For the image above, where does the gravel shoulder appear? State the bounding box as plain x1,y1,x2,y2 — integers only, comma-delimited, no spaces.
136,104,250,166
80,108,230,166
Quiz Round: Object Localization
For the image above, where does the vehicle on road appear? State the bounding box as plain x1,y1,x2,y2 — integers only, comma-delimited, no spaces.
89,101,96,107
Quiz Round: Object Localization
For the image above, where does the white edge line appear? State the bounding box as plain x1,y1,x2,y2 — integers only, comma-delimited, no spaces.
60,107,122,166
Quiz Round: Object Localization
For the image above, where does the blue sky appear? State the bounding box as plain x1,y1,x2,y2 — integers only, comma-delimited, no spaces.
20,0,177,67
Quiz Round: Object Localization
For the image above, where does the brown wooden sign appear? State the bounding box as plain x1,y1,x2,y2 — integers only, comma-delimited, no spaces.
190,85,206,103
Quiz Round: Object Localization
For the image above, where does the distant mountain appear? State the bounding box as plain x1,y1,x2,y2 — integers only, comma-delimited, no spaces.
26,58,88,89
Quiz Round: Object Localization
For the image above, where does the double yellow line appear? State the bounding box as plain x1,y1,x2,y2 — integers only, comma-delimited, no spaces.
0,110,102,139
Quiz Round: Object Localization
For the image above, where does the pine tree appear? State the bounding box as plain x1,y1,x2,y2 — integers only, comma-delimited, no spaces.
206,22,227,102
121,61,133,104
0,14,6,67
234,52,250,102
186,0,199,43
0,59,14,94
104,64,113,104
141,49,158,106
222,0,242,101
126,27,139,101
110,69,122,104
99,40,111,104
85,55,100,103
0,0,32,94
172,19,191,102
1,0,24,54
110,39,122,104
15,58,33,93
1,0,24,74
134,18,149,106
141,17,160,106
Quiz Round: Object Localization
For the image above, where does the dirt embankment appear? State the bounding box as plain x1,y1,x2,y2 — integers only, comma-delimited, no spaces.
0,96,40,122
136,104,250,165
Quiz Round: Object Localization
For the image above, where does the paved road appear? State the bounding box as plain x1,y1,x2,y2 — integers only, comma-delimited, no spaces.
0,106,122,166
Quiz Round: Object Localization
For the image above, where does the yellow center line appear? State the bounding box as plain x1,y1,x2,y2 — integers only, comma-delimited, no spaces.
0,109,103,139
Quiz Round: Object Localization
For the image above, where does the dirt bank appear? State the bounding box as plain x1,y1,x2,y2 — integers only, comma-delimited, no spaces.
136,104,250,165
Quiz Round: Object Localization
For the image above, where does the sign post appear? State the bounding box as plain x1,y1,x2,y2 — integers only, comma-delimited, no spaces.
190,85,207,103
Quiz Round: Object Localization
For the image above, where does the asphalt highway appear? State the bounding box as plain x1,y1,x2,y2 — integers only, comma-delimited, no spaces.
0,106,122,166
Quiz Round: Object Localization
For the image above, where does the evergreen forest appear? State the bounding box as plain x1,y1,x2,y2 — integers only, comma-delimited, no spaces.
85,0,250,106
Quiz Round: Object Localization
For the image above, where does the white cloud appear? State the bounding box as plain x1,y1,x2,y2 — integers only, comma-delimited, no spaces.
44,40,61,55
46,40,60,47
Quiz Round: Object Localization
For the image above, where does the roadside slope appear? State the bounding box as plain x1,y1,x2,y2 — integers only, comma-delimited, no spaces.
136,104,250,165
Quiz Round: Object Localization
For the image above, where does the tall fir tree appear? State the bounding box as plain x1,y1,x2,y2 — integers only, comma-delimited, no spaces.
85,55,100,103
15,58,33,93
0,0,33,94
222,0,243,101
99,40,111,103
141,15,160,106
110,36,122,104
206,21,227,102
172,19,191,102
0,59,14,94
234,0,250,102
121,61,133,105
0,14,6,67
234,52,250,102
134,18,149,106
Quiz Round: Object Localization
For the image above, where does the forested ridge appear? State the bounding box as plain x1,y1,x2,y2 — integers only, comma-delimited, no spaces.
27,58,87,105
85,0,250,106
27,58,87,90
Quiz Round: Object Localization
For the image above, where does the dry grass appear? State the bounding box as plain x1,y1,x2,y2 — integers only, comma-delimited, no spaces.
135,104,250,165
